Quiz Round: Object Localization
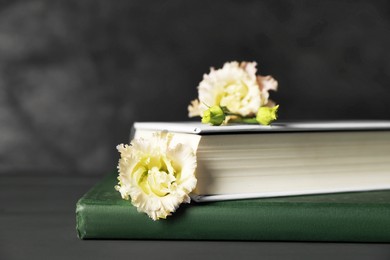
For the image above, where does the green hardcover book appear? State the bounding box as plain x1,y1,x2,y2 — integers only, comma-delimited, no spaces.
76,172,390,242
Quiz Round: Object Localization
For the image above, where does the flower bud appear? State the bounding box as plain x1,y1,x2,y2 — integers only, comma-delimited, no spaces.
201,105,226,126
256,105,279,125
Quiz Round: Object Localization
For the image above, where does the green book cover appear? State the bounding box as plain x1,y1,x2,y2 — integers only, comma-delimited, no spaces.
76,172,390,242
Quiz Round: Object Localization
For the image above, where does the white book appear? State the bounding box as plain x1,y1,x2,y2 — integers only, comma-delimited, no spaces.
132,121,390,202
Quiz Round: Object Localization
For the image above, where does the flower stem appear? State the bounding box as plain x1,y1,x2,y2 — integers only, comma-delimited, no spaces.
228,116,258,124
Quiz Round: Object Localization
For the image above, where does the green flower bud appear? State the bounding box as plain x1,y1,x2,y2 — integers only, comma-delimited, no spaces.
256,105,279,125
201,105,226,126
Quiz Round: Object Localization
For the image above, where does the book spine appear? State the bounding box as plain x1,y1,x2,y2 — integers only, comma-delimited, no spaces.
75,201,87,239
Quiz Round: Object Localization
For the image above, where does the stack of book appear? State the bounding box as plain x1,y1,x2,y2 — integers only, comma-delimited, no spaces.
76,121,390,242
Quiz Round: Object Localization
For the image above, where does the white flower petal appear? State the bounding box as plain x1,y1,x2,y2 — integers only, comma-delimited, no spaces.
257,75,278,106
188,99,201,117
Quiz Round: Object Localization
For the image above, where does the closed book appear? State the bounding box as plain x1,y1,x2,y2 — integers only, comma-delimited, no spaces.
76,172,390,242
132,121,390,202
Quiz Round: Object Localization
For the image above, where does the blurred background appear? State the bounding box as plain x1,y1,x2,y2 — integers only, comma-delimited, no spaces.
1,0,390,176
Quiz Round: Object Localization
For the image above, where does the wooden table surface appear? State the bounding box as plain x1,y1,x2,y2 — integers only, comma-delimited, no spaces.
1,173,390,260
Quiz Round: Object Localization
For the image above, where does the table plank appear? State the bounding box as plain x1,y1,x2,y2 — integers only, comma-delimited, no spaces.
1,174,390,260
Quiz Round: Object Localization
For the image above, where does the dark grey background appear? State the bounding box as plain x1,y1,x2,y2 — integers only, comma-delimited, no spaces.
1,0,390,176
2,1,390,259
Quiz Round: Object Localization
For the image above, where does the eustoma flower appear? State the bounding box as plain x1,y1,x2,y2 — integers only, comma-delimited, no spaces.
116,132,197,220
188,61,279,125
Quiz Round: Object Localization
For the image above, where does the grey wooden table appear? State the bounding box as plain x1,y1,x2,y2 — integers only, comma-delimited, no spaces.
1,173,390,260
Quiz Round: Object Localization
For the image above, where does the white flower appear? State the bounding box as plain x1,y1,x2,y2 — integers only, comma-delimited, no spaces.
188,61,278,118
116,132,197,220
